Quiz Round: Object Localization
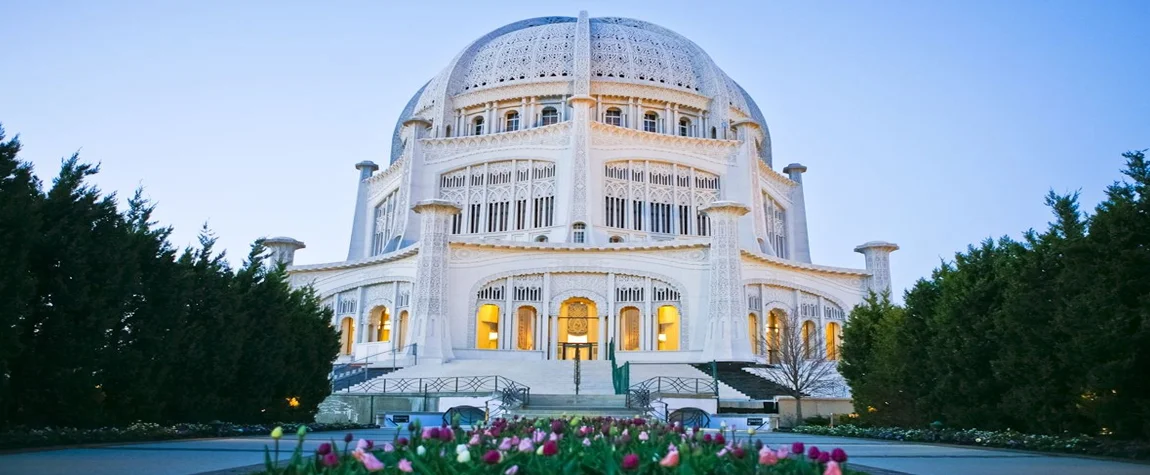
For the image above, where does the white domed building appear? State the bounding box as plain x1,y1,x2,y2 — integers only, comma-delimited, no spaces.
268,12,897,376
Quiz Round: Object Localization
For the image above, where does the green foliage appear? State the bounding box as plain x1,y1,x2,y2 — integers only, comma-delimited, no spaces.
0,421,372,450
259,417,863,474
839,151,1150,439
794,424,1150,460
0,123,340,428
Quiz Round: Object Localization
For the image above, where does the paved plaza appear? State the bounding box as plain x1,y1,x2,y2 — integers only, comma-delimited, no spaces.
1,429,1148,475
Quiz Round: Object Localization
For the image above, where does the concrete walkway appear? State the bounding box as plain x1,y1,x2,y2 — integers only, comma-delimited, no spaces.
1,429,1148,475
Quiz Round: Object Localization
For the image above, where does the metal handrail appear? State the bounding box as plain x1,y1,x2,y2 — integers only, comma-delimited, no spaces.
354,375,530,403
629,376,718,396
332,343,418,377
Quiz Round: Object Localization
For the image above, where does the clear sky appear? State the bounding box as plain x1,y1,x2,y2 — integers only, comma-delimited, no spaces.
2,0,1147,297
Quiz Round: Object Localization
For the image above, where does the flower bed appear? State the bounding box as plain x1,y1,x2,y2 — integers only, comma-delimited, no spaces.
0,422,374,451
259,417,861,474
792,424,1150,460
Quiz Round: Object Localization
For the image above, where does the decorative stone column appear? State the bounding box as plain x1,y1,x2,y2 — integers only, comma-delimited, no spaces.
782,163,812,263
409,199,460,364
700,201,754,362
346,161,379,261
262,237,305,267
854,241,900,295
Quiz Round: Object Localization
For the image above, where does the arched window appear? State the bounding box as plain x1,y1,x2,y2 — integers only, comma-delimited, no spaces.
374,306,391,342
608,235,623,243
534,235,548,242
571,222,586,243
340,317,355,356
657,305,680,351
605,108,622,126
472,116,484,135
541,107,559,126
516,306,535,350
619,307,640,351
826,322,842,361
710,126,717,139
679,118,690,137
445,125,452,138
643,112,658,133
748,313,760,355
476,304,500,350
397,310,409,349
505,111,520,132
767,310,783,364
802,320,817,359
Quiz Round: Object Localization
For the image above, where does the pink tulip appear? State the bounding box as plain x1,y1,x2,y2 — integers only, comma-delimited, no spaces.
583,437,591,447
638,431,649,441
469,434,481,446
659,450,680,467
621,453,640,470
759,448,779,466
510,436,520,446
356,439,370,451
776,448,790,459
549,432,560,442
533,430,546,443
517,438,534,452
383,442,395,453
824,461,843,475
360,451,385,472
717,447,729,457
322,452,339,467
498,437,513,451
397,458,413,473
505,466,519,475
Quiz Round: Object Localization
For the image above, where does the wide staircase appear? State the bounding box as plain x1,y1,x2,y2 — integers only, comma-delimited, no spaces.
509,394,635,418
690,362,789,400
344,359,615,395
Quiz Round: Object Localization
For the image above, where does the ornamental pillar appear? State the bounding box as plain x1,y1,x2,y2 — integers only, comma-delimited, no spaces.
262,237,305,267
700,201,754,362
409,199,460,364
854,241,900,296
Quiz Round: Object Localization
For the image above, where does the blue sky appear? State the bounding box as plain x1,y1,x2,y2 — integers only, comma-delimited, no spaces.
2,1,1147,297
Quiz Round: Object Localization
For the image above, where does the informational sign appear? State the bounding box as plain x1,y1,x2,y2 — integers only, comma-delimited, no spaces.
746,417,764,426
392,414,410,423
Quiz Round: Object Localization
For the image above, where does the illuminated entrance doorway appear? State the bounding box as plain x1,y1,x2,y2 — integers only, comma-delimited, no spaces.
556,297,599,360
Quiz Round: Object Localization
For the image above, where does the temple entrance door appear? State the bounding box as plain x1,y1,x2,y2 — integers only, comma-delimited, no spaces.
557,297,599,360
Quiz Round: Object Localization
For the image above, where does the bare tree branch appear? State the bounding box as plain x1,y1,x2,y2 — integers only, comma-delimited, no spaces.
753,309,844,423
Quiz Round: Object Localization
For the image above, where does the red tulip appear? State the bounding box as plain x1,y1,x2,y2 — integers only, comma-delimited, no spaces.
542,440,558,456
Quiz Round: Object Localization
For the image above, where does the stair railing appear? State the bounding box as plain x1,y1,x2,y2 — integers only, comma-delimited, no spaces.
330,343,419,392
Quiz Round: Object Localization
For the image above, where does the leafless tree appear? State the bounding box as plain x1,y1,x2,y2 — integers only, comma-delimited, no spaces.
754,309,844,424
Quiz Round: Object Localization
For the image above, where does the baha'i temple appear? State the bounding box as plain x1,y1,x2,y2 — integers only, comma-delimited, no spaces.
264,12,897,426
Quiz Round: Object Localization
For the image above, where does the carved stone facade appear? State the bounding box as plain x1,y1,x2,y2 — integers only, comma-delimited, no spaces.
274,11,896,368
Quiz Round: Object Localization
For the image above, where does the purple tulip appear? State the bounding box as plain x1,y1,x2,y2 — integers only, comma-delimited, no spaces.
831,448,848,463
808,446,821,460
322,452,339,467
344,433,354,444
622,453,640,470
551,420,566,435
792,442,805,454
316,443,332,456
483,449,502,464
818,452,831,464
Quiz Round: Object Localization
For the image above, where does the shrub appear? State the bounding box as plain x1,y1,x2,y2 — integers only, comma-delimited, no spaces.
0,422,373,450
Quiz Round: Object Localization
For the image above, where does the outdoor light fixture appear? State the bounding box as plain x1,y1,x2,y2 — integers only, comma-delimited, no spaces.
489,332,499,341
658,334,667,342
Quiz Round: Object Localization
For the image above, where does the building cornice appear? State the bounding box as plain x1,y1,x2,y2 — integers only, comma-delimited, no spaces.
288,245,420,273
452,80,574,110
590,121,738,165
741,249,870,277
449,237,711,252
757,159,797,189
421,122,571,164
590,81,711,110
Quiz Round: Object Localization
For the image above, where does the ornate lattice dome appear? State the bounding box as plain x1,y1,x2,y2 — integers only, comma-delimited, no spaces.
389,14,771,164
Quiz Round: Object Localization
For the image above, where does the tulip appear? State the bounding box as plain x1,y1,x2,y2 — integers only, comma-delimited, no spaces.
808,446,821,460
297,425,308,438
703,434,712,443
659,450,680,467
397,458,413,473
622,453,640,470
456,450,471,463
518,438,534,452
583,437,592,447
754,440,763,451
638,431,649,441
397,437,409,446
619,433,631,444
824,461,843,475
551,420,566,435
316,443,332,456
747,427,757,436
720,421,727,429
383,442,395,453
792,442,805,454
819,452,831,463
715,433,726,445
361,451,385,472
776,448,789,459
505,465,519,475
831,447,848,463
344,433,354,444
270,427,284,440
322,452,339,467
483,449,502,464
536,444,545,456
498,437,513,451
542,440,558,456
733,446,746,459
357,439,370,451
469,434,481,446
717,447,729,457
416,446,427,456
758,448,779,466
440,428,455,442
425,428,439,440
